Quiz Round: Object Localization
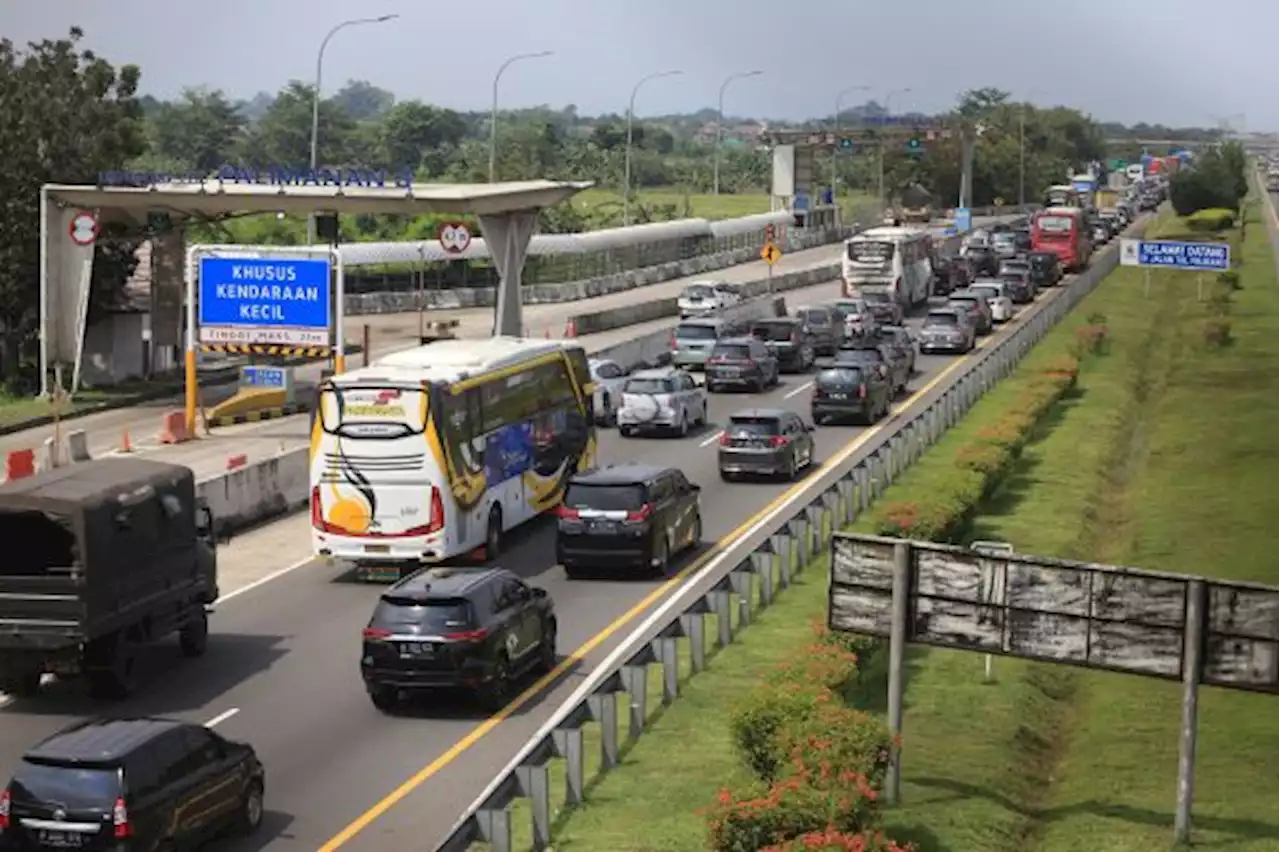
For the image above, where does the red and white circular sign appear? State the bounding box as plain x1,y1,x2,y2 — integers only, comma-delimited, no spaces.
68,210,99,246
437,222,472,255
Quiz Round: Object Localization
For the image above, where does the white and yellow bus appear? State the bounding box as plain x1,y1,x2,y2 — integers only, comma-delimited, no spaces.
310,337,598,569
841,226,934,309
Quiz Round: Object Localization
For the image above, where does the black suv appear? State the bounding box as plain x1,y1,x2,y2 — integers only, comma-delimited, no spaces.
360,567,557,712
556,464,701,579
0,717,264,852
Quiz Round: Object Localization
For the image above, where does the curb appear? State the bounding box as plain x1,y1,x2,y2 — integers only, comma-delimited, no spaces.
0,347,361,438
207,402,311,428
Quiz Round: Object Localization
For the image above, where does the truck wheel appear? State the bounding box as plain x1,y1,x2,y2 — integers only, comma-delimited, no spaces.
0,671,42,698
180,610,210,658
87,635,138,700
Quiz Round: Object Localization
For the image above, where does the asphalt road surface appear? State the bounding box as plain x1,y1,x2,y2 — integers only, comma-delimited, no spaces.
0,271,1076,852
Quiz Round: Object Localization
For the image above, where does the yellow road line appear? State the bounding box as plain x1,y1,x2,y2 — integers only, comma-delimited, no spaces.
318,331,993,850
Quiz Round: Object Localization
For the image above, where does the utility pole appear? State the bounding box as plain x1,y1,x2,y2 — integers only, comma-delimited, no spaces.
624,70,682,226
488,51,553,183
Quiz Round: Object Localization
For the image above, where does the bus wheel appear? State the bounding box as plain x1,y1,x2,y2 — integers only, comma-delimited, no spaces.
486,505,503,560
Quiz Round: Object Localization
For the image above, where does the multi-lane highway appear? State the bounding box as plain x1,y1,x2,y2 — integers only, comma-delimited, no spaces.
0,269,1051,852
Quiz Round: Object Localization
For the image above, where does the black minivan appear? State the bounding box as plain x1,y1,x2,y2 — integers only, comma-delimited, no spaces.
0,717,263,851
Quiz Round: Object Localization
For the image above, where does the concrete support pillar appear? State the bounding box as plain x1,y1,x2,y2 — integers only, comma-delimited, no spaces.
480,209,540,337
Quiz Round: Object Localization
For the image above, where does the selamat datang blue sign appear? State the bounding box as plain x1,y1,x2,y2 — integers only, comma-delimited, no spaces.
198,256,331,346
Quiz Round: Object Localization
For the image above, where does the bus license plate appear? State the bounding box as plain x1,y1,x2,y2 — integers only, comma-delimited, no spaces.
364,544,390,554
38,831,84,848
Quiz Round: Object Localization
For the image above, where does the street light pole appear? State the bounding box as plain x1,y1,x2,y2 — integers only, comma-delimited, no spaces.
713,70,763,196
877,87,912,211
488,51,553,183
832,85,870,206
307,14,398,245
624,70,682,226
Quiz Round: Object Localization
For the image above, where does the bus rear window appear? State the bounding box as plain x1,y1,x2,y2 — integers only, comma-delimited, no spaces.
1036,215,1074,233
319,386,428,438
847,241,894,265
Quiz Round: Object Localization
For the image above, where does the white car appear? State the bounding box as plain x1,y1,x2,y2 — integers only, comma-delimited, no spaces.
969,280,1015,323
588,358,630,426
677,281,742,318
616,367,708,438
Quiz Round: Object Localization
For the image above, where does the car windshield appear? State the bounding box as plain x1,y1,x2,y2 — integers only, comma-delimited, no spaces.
727,416,780,436
992,232,1015,244
372,598,474,632
624,377,674,394
971,286,1000,300
683,285,714,299
752,322,794,342
949,297,979,308
798,309,832,325
926,312,960,327
675,323,718,340
1000,264,1029,275
564,482,645,511
818,367,866,386
834,301,868,315
712,343,753,359
9,761,121,810
835,348,881,365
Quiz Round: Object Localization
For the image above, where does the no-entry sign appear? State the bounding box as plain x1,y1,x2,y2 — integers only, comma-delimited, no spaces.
68,210,99,246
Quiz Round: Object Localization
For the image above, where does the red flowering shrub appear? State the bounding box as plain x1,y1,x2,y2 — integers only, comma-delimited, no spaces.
1073,323,1109,356
780,704,892,788
705,765,882,852
953,441,1012,482
1040,355,1080,381
761,828,917,851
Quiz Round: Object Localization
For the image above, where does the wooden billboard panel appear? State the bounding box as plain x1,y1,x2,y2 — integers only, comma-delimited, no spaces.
828,533,1279,694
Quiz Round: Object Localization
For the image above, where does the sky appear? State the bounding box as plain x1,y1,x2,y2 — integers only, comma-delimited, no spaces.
3,0,1277,131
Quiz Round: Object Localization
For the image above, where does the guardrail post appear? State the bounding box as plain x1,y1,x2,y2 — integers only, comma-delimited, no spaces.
837,477,856,526
730,564,754,626
515,763,551,851
681,612,706,673
708,589,734,646
622,665,648,742
821,491,840,538
879,447,894,487
750,550,774,605
588,692,619,769
551,728,584,806
858,465,872,510
476,808,511,852
787,516,810,568
768,533,792,588
806,503,826,553
653,637,679,705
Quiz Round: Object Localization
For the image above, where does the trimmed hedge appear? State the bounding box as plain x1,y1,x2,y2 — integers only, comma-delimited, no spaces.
760,830,915,852
708,623,899,851
1185,207,1236,232
871,357,1080,542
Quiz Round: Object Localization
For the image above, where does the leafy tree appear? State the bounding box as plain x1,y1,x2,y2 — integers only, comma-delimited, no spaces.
148,87,244,171
240,81,354,166
1169,144,1246,216
333,79,395,121
380,101,466,171
0,27,146,383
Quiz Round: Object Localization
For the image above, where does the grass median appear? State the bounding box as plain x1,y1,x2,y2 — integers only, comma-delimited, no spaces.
572,187,877,223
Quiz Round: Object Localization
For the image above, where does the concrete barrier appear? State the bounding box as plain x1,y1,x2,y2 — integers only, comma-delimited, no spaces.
197,448,310,536
67,430,90,462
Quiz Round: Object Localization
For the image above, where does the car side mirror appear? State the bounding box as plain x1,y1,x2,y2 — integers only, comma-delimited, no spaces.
532,587,548,599
805,423,816,432
688,483,702,494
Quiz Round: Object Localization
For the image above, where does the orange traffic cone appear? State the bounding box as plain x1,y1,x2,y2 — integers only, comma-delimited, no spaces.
544,328,551,339
563,319,577,338
119,428,133,453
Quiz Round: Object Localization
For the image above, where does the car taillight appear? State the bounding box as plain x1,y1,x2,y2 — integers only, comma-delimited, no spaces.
718,432,731,446
311,486,324,530
770,435,787,447
401,486,446,537
445,628,489,641
112,796,131,839
669,332,677,348
625,504,654,523
858,384,868,399
813,386,826,399
554,505,580,519
362,627,392,640
0,787,9,830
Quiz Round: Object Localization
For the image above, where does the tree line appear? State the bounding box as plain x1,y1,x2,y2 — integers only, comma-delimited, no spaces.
0,27,1211,387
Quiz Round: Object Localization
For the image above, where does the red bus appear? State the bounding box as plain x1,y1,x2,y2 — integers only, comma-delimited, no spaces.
1031,206,1089,272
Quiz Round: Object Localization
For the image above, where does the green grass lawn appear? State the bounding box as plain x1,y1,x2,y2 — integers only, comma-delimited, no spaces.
0,379,185,430
572,186,879,223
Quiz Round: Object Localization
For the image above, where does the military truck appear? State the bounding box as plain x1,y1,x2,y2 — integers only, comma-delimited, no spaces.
898,184,935,224
0,459,219,699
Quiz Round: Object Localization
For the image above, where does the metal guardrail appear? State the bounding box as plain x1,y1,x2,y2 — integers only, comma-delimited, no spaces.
434,206,1083,852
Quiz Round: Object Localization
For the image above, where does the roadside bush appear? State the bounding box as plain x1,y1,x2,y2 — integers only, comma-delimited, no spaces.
1202,319,1233,349
1186,207,1236,232
1207,289,1233,317
1041,355,1081,380
1217,270,1241,290
954,441,1014,490
705,766,882,852
1073,323,1110,356
761,829,917,852
781,703,892,788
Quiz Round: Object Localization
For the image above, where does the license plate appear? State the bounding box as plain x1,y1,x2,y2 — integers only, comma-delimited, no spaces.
588,520,618,534
399,642,434,658
829,393,848,400
364,544,390,554
38,831,84,848
720,367,741,376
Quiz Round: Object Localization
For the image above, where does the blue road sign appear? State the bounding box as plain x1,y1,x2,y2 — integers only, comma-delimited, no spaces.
1119,239,1231,271
1071,179,1094,195
241,366,287,388
198,256,331,345
953,207,972,233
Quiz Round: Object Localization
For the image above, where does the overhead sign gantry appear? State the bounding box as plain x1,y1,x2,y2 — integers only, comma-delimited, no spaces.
39,168,591,432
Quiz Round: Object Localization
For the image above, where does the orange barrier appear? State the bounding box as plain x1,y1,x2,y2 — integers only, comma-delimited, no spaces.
158,409,190,444
119,428,133,453
5,448,35,480
226,454,248,471
563,319,577,338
